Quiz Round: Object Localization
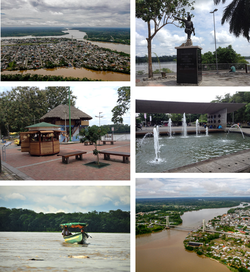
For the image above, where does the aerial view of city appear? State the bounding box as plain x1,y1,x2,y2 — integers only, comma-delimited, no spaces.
136,178,250,272
1,0,130,81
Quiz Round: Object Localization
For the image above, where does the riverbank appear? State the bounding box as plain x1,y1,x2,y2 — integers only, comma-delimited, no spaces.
137,205,238,272
1,67,130,81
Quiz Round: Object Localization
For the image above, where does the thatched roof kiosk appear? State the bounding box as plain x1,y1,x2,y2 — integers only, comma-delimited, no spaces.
40,105,92,141
20,122,63,156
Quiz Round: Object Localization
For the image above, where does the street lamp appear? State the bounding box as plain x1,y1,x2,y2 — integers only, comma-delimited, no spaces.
95,112,103,126
210,9,218,74
95,112,104,145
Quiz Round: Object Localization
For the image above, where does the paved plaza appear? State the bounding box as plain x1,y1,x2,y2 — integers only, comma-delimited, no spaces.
0,141,130,180
136,71,250,86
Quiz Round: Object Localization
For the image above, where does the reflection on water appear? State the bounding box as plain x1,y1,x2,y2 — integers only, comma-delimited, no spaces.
136,133,250,172
0,232,130,272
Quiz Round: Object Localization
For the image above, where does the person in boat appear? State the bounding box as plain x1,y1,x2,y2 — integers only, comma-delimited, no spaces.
62,226,72,236
81,228,89,238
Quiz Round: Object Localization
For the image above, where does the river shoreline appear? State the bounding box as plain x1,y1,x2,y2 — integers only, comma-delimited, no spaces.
137,203,249,272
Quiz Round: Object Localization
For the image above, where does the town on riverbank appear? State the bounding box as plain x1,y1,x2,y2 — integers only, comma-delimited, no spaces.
1,37,130,76
136,198,250,272
185,205,250,272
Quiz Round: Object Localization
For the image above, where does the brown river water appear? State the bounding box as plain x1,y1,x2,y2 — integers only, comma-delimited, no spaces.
0,232,130,272
1,67,130,81
136,206,247,272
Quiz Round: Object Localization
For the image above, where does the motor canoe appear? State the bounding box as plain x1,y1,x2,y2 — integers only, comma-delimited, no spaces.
60,222,89,244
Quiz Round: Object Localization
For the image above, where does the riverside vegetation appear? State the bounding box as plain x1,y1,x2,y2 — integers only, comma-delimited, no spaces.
0,207,130,233
136,197,250,272
184,205,250,272
136,197,250,235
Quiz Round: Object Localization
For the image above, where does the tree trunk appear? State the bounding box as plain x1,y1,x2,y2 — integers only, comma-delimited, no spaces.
147,21,153,78
95,143,100,165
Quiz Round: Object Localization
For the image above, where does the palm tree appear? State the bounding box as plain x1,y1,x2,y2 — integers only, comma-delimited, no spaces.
214,0,250,41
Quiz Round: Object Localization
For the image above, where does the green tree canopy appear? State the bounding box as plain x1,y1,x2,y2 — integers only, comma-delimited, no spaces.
111,87,130,124
78,125,108,165
202,45,248,64
136,0,195,78
0,86,76,136
214,0,250,42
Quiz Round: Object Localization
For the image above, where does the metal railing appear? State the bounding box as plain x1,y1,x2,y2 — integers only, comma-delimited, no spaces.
202,63,249,73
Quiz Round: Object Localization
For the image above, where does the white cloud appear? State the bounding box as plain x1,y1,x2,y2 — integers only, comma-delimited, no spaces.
210,30,235,44
6,193,26,200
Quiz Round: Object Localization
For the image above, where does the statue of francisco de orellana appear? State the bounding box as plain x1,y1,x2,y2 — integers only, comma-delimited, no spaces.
173,14,195,40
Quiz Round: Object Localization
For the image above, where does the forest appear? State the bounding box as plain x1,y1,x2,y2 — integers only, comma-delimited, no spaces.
136,197,250,213
0,87,77,136
1,27,68,37
136,55,176,63
101,124,130,134
74,27,130,45
136,45,249,64
0,207,130,233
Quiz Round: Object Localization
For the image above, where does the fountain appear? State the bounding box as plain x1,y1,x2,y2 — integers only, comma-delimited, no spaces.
137,132,250,172
227,124,245,139
140,132,153,147
182,113,187,137
206,126,208,136
196,119,200,136
153,126,160,161
168,118,173,138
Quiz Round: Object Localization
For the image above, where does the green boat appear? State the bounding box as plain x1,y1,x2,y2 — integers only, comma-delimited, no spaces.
60,222,89,244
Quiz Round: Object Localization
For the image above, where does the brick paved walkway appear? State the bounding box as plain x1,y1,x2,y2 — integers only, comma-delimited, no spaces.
1,141,130,180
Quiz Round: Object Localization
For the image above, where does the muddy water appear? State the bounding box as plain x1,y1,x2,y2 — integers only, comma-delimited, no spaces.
136,230,229,272
136,206,240,272
1,67,130,81
0,232,130,272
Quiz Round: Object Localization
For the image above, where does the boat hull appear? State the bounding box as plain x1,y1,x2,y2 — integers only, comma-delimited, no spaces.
63,232,86,244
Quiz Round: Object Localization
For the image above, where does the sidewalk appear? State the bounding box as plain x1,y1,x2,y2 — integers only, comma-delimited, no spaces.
136,71,250,86
0,141,130,180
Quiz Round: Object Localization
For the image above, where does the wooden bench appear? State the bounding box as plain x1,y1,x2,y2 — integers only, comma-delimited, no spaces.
99,151,130,163
101,140,116,145
57,151,87,164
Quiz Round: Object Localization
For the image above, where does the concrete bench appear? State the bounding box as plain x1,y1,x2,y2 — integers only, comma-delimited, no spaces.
57,151,87,164
101,140,116,145
99,151,130,163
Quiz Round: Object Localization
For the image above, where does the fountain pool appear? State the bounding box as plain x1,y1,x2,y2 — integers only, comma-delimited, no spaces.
136,132,250,173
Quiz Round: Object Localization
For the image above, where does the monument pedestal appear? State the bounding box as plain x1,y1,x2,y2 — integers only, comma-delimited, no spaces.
175,45,202,84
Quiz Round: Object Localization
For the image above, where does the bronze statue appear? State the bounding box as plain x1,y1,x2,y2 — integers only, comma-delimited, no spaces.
173,14,195,40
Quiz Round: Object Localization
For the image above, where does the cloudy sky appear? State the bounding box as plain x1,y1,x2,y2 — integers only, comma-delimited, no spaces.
136,0,250,57
137,178,250,198
1,0,130,28
135,88,240,107
71,85,130,126
0,186,130,213
0,84,130,126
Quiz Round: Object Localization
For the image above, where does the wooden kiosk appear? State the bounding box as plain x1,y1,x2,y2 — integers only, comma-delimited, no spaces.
20,122,63,156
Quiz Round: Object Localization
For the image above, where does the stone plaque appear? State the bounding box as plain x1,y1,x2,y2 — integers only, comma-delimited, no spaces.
175,46,202,84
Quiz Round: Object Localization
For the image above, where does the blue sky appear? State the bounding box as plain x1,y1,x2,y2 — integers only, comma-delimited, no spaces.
136,178,250,198
136,0,250,57
0,84,130,126
0,186,130,213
